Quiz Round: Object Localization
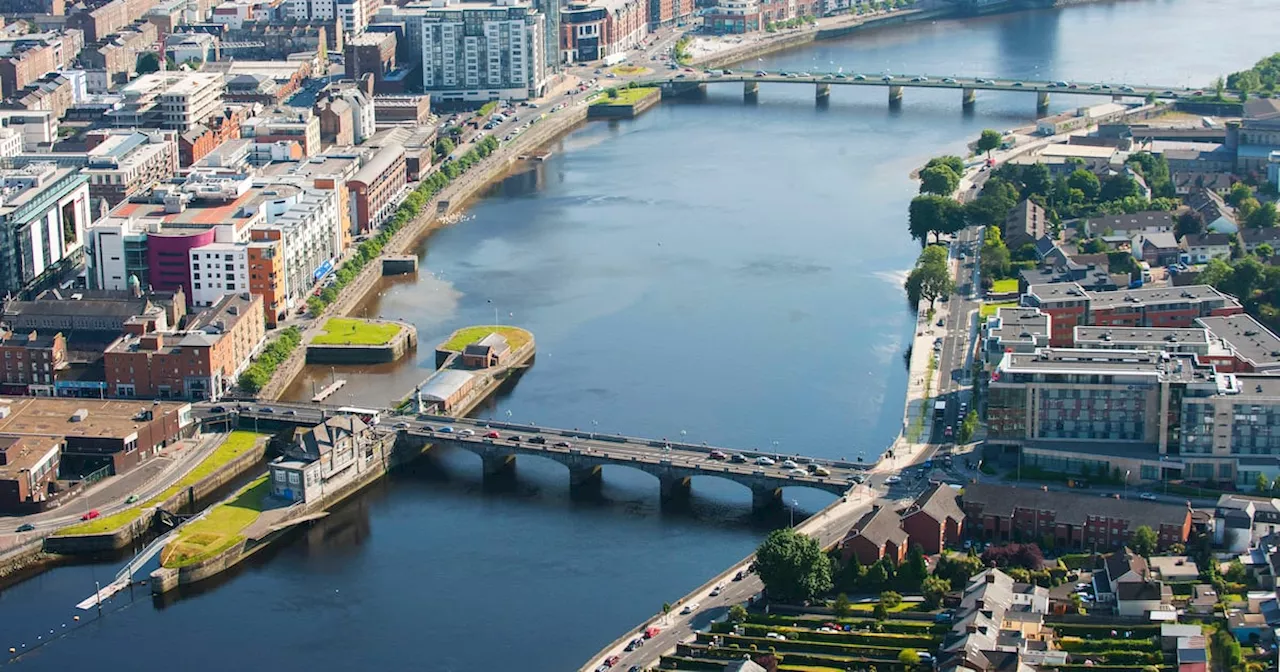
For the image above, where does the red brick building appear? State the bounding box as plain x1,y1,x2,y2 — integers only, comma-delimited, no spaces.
840,505,908,566
900,483,965,555
1025,283,1243,347
178,107,245,167
347,144,405,231
0,435,62,513
0,329,68,396
962,483,1192,552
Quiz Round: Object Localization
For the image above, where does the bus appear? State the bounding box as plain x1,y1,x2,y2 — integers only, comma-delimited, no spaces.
337,406,381,426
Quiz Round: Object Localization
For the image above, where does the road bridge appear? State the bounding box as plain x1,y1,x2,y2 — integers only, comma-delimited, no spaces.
200,401,865,511
645,70,1192,111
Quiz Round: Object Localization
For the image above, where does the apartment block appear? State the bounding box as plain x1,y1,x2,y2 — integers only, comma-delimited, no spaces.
0,435,63,513
83,130,180,207
79,20,158,91
0,32,83,99
347,144,405,231
0,164,92,299
1023,283,1243,347
405,0,551,103
104,292,264,400
560,0,648,61
67,0,161,41
109,72,225,133
0,329,68,395
284,0,368,35
240,107,322,161
204,60,312,106
1197,314,1280,374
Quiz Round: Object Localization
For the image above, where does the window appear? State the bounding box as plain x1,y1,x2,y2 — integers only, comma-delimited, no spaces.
274,471,286,482
288,472,300,485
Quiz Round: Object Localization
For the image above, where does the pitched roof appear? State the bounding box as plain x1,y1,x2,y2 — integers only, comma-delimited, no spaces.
844,505,909,550
1116,580,1165,601
1180,233,1233,248
962,483,1190,532
724,660,767,672
903,483,964,524
291,414,367,460
1105,548,1148,582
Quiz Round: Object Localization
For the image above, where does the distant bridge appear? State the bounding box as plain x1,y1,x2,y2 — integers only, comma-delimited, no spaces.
645,70,1194,110
206,402,866,511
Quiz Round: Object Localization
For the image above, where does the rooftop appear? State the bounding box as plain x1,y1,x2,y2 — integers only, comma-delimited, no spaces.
1073,326,1210,348
963,483,1191,530
1197,314,1280,369
1082,210,1175,235
259,152,363,180
997,348,1215,384
0,435,61,480
986,307,1050,344
121,72,223,98
0,398,190,441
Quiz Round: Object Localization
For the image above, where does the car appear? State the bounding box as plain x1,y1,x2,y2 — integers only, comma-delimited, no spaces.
835,73,847,79
458,428,476,436
644,627,660,639
781,459,798,469
764,632,786,641
934,612,954,623
943,77,956,83
919,652,934,664
1068,83,1078,89
755,70,767,76
798,72,810,77
730,453,748,463
788,468,807,477
703,69,714,74
885,475,902,484
708,450,727,460
1055,80,1068,87
529,435,547,444
605,655,620,667
944,426,953,438
755,456,775,466
81,510,100,521
1139,492,1157,501
210,405,227,413
912,76,927,82
733,570,745,581
850,474,866,484
555,441,572,448
284,409,297,416
675,74,686,79
710,584,723,596
854,74,866,80
680,603,698,614
628,667,640,672
1121,85,1135,92
259,406,275,413
438,426,454,433
785,72,797,78
125,494,139,504
394,421,411,429
16,523,35,532
631,637,644,648
683,68,693,72
607,72,617,78
508,435,522,442
1046,82,1057,88
485,430,501,439
1075,582,1090,590
1011,81,1023,87
1089,84,1102,90
881,75,893,81
721,69,733,75
936,318,945,327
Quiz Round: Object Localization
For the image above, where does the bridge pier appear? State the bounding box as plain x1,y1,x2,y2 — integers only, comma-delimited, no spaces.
659,474,692,508
481,452,516,481
888,85,903,105
962,87,976,107
815,83,831,102
1037,91,1051,110
751,484,782,513
744,80,758,100
1112,94,1124,103
569,464,603,497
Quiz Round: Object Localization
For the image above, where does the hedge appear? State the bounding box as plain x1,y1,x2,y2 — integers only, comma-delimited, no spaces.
730,624,938,649
707,633,908,660
1058,637,1160,654
681,643,925,671
736,612,940,633
237,326,302,393
1050,624,1161,638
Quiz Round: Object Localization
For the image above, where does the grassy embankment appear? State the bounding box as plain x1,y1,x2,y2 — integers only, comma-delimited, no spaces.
310,318,404,346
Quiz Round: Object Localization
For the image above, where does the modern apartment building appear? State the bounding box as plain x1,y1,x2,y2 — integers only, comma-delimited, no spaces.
82,130,180,207
1180,375,1280,487
1196,314,1280,374
560,0,648,60
403,0,550,102
1023,283,1244,347
703,0,760,34
0,163,92,299
284,0,369,35
240,107,322,161
109,72,225,132
346,144,405,231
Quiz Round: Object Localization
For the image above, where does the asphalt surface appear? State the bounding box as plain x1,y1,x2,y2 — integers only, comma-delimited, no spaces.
927,226,982,448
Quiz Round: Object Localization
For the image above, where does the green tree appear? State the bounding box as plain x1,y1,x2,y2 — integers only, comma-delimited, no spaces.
898,648,921,666
1131,525,1158,557
1176,210,1205,238
1258,243,1275,258
908,195,965,246
662,602,671,617
872,602,888,620
754,528,833,603
1246,201,1278,229
1100,174,1141,202
979,225,1011,282
1067,169,1101,201
925,155,965,176
904,244,955,308
1021,163,1053,198
1069,592,1083,613
1228,182,1254,207
435,137,456,160
879,590,902,609
136,51,161,74
919,164,960,196
833,592,853,618
921,575,950,610
899,544,928,590
728,604,748,623
864,558,888,588
976,129,1002,158
1259,473,1273,494
957,410,979,443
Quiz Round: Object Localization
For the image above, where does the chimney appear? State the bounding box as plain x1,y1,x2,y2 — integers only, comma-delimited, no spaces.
966,624,978,634
140,333,164,350
985,573,996,584
975,599,985,610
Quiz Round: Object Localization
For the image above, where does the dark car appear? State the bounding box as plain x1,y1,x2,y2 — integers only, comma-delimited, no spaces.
508,435,522,442
529,436,547,444
16,523,34,532
554,441,572,448
730,454,747,463
210,405,227,413
259,407,275,414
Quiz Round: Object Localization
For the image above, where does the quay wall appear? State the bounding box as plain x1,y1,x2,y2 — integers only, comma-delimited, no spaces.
305,323,418,365
587,89,661,119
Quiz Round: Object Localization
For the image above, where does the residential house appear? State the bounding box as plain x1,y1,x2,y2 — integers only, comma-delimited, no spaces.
1160,624,1203,651
1186,188,1238,235
268,414,373,503
0,435,62,513
1179,233,1233,264
1177,642,1208,672
1148,556,1200,583
1187,584,1218,615
723,660,767,672
461,333,510,368
1117,580,1171,617
1095,547,1148,604
1132,231,1180,266
1213,494,1280,552
1082,211,1174,238
938,569,1061,672
1228,611,1269,645
1003,199,1047,252
1172,172,1232,196
899,482,964,554
1241,228,1280,256
840,504,908,566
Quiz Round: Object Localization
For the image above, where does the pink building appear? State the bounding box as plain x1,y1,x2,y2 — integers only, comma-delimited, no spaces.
146,228,215,299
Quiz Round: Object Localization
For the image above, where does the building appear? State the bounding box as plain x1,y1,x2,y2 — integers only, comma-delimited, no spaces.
1081,211,1174,238
284,0,369,35
982,307,1050,364
347,144,405,231
1239,227,1280,256
0,0,67,15
1132,231,1180,266
415,368,477,412
939,569,1057,672
840,504,908,566
1179,375,1280,488
317,80,377,145
178,108,245,167
366,124,434,180
461,332,510,367
1072,325,1211,357
0,164,92,299
413,0,551,103
81,130,180,207
258,149,360,242
0,328,68,395
67,0,161,42
1179,233,1233,264
0,396,192,476
246,238,285,326
1186,188,1238,235
1023,283,1243,347
1197,314,1280,374
205,59,312,106
79,20,158,91
1235,98,1280,174
345,31,397,85
240,107,322,160
702,0,759,34
186,241,251,308
104,292,264,399
2,287,183,336
269,415,379,503
961,483,1192,552
110,72,225,132
1,72,77,122
165,31,219,65
899,483,963,555
372,94,432,127
1172,172,1232,196
560,0,648,60
647,0,691,28
1213,495,1280,552
0,435,63,513
1002,199,1046,251
0,32,83,99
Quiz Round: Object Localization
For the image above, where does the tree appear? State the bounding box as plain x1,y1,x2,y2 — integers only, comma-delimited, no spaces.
1246,201,1278,229
908,195,965,246
1228,182,1254,207
919,164,960,196
898,648,921,666
904,245,955,308
728,604,748,623
833,592,853,618
873,602,888,620
957,410,979,443
1100,174,1141,203
900,544,928,590
976,129,1002,158
925,155,965,176
435,137,455,160
935,551,984,590
1258,243,1275,259
1176,210,1205,238
1131,525,1158,557
751,654,780,672
879,590,902,609
1258,473,1274,494
1021,163,1053,198
754,528,833,604
1067,169,1101,201
865,558,888,588
136,51,161,74
1068,592,1083,613
662,602,671,617
922,575,950,609
979,225,1011,282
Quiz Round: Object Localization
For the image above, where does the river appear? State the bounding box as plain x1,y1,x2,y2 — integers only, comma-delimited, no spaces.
1,0,1274,668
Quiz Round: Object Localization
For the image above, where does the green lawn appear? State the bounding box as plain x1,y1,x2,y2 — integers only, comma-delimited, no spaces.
311,318,403,346
57,431,269,535
591,87,658,106
980,301,1018,319
160,475,271,568
990,278,1019,294
440,325,533,352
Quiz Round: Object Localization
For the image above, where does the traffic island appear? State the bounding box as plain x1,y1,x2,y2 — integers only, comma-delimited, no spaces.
588,87,661,119
305,317,417,364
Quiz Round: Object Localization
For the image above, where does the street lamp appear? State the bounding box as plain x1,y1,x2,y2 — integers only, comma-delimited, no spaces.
790,499,798,527
1123,470,1131,498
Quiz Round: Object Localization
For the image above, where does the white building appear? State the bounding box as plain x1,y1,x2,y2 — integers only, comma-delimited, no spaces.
0,128,23,159
251,180,343,309
188,241,250,307
210,0,276,29
415,0,549,102
0,164,92,297
285,0,367,35
86,216,150,291
111,72,225,133
0,110,56,150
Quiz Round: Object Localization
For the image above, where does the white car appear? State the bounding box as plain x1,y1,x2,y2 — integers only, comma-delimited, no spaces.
394,421,411,429
788,468,807,477
458,428,476,436
755,456,775,466
680,602,698,614
1139,492,1157,501
885,475,902,484
781,459,798,469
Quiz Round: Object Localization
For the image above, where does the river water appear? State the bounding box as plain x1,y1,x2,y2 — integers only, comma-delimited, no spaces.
2,1,1274,668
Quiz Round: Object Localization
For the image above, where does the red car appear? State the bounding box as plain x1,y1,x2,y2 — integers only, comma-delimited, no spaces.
81,509,100,521
708,450,727,460
644,627,660,639
605,656,620,667
485,431,501,439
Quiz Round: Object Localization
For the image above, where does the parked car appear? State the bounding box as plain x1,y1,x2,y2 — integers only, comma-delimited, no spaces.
15,523,35,532
605,655,620,667
81,510,100,521
733,570,745,581
210,405,227,413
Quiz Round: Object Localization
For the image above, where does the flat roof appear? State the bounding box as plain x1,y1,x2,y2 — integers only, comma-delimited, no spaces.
1073,326,1210,347
0,435,61,478
1233,375,1280,400
1039,144,1118,159
1025,283,1242,310
987,307,1050,342
1197,314,1280,367
110,180,304,230
999,348,1213,383
0,398,189,441
260,153,362,179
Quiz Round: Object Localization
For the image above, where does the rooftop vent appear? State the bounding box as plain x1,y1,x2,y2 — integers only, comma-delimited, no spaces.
70,408,89,422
